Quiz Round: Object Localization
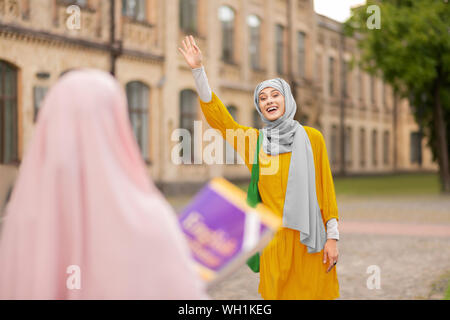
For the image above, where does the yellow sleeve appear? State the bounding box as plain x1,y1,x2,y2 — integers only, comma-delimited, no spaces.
198,91,258,171
313,130,339,223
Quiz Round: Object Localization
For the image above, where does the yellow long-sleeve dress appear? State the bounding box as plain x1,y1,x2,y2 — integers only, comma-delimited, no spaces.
199,92,340,300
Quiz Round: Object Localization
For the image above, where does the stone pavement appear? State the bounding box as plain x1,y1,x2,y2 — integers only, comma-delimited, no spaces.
203,195,450,300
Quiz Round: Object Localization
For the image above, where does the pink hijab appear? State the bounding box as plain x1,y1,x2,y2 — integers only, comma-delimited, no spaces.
0,69,207,299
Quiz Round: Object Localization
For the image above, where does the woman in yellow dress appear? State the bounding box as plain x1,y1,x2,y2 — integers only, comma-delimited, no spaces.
179,36,340,300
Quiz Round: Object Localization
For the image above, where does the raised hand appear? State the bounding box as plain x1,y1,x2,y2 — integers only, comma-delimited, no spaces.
178,35,203,69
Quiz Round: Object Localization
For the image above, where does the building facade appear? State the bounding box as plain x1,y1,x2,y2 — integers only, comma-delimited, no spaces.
0,0,437,203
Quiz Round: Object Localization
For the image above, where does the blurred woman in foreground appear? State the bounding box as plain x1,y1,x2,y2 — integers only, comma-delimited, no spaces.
0,69,207,299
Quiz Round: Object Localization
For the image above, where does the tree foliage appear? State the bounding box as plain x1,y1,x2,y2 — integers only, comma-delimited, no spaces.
344,0,450,192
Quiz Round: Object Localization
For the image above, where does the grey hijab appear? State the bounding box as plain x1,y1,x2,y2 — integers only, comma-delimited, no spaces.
254,78,326,253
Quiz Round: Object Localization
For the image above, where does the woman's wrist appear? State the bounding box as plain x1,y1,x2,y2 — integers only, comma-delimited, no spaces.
191,65,212,103
192,63,203,70
326,218,339,241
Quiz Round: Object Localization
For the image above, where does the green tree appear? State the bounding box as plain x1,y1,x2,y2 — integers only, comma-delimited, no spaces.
344,0,450,194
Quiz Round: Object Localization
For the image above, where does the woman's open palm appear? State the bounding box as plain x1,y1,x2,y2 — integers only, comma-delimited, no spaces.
178,35,203,69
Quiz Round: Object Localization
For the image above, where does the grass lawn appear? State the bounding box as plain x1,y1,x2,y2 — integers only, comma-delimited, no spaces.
333,172,441,196
170,172,444,212
236,172,442,197
445,281,450,300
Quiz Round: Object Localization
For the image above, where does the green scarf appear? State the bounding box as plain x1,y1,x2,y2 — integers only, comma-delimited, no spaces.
246,132,262,273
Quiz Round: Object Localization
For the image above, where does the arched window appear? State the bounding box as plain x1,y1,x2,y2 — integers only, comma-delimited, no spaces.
370,76,376,104
179,89,197,161
343,60,350,98
359,128,366,168
329,56,335,96
372,129,378,167
297,31,306,77
180,0,198,33
358,70,364,102
247,14,261,70
126,81,150,161
252,110,263,129
330,125,339,166
315,53,323,83
275,24,286,74
61,0,87,7
224,106,238,164
410,131,421,165
219,5,235,63
299,112,309,125
0,61,18,164
122,0,147,21
33,86,48,122
383,130,390,165
345,126,353,167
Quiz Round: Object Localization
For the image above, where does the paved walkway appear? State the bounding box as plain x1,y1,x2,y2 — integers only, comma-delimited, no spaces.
204,195,450,300
340,221,450,237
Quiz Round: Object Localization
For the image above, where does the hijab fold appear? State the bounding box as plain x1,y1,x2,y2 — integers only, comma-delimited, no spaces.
254,78,326,253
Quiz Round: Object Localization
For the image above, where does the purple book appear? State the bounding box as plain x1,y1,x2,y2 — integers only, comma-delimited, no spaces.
178,178,281,285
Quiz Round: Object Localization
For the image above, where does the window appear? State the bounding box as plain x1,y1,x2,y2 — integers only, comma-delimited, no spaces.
372,129,377,167
0,61,18,164
383,130,389,165
73,0,87,5
180,0,198,33
331,125,338,166
297,31,306,77
225,106,238,164
22,0,31,19
61,0,87,6
342,61,348,97
315,53,322,83
370,76,375,104
345,126,352,166
343,61,351,98
33,86,48,122
247,14,261,70
179,89,197,161
219,5,235,63
226,106,237,120
410,131,422,164
299,113,309,125
358,69,364,102
360,128,366,167
275,24,285,75
122,0,147,22
329,57,335,96
126,81,150,161
253,110,263,129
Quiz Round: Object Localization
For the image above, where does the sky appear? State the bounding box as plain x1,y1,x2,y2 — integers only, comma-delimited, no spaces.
314,0,367,22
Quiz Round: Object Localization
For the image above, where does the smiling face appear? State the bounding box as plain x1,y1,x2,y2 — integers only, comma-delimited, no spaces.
258,87,286,122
